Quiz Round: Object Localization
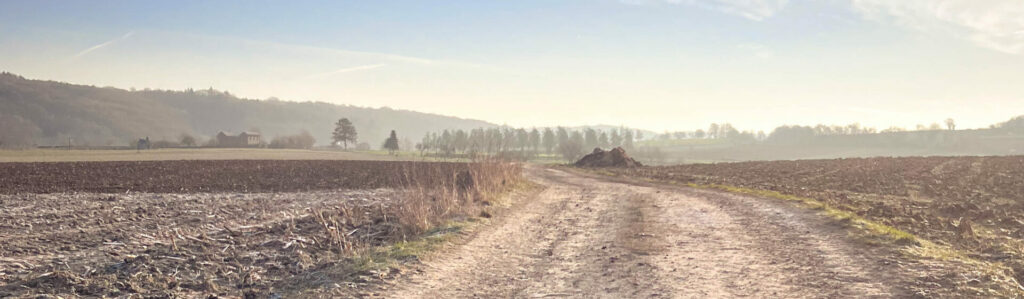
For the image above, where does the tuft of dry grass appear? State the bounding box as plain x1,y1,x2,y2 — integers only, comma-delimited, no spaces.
391,159,522,235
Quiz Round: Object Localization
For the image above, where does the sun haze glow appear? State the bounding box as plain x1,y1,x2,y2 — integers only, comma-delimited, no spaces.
1,0,1022,132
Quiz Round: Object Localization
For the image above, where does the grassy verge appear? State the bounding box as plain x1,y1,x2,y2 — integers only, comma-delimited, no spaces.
349,220,474,276
355,178,538,272
282,175,540,297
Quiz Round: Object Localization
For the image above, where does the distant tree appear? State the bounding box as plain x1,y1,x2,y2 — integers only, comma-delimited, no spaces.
610,129,623,146
516,128,529,152
332,118,358,149
269,130,316,149
502,128,516,152
766,125,816,144
945,118,956,131
419,133,432,155
542,128,556,154
179,133,197,147
383,130,400,154
708,123,720,139
845,123,863,135
598,131,610,148
996,115,1024,134
929,123,943,131
694,129,706,139
486,128,501,153
635,129,644,141
453,130,468,153
469,128,484,153
556,127,569,150
440,130,453,155
622,129,634,149
584,128,598,149
719,123,739,139
881,126,906,133
528,128,541,153
559,131,585,161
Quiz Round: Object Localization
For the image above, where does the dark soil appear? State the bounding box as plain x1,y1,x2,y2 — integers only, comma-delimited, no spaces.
0,160,475,194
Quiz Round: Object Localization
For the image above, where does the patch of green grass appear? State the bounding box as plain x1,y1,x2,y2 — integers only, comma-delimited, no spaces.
683,182,1024,283
692,183,922,245
349,220,474,274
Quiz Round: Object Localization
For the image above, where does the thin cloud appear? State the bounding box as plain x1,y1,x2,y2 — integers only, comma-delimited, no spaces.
623,0,789,21
852,0,1024,54
165,30,496,69
73,31,134,58
302,64,387,80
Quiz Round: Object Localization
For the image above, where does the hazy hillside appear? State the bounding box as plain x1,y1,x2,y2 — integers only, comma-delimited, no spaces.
634,119,1024,164
0,72,494,148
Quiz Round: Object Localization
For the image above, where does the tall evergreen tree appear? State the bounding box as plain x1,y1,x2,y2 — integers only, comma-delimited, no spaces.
528,128,541,153
610,128,622,147
542,128,556,154
383,130,399,154
584,128,598,149
623,129,635,149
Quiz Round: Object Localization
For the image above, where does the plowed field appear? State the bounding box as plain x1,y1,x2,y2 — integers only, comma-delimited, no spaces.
0,160,522,297
0,160,478,194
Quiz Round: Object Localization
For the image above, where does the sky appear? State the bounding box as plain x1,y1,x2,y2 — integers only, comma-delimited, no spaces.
1,0,1023,132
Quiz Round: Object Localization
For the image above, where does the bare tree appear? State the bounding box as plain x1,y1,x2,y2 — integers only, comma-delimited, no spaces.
179,134,197,147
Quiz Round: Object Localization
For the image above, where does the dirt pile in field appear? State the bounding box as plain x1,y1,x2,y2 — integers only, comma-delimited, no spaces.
575,147,643,168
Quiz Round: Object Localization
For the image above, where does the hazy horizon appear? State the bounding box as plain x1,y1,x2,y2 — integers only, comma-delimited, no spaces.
2,0,1023,132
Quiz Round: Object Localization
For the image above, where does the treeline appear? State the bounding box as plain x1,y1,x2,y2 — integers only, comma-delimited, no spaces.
268,131,316,149
643,118,1023,146
649,121,959,144
651,123,762,143
0,72,493,148
416,127,638,160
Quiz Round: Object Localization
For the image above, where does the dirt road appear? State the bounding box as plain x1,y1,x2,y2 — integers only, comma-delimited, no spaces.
385,166,918,298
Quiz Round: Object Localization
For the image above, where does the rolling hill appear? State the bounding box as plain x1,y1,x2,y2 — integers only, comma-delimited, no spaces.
0,72,495,148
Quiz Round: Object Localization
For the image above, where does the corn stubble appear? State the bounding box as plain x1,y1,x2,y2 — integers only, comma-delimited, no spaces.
0,159,522,297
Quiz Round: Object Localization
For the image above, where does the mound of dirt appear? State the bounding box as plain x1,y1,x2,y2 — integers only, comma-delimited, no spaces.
575,147,643,168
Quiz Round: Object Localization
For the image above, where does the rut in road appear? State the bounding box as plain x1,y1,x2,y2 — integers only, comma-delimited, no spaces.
386,166,908,298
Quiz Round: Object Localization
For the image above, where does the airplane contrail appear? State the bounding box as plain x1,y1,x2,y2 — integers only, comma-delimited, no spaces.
73,31,135,58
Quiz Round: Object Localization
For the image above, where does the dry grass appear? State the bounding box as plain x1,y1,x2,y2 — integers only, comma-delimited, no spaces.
391,159,522,235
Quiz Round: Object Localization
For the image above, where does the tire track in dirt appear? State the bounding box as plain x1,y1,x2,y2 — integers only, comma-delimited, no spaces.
384,166,912,298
